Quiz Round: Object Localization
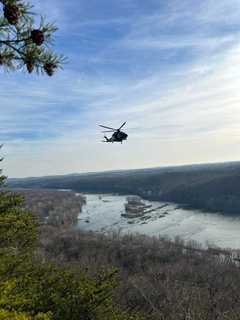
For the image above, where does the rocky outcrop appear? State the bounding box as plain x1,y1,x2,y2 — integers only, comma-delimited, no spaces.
122,196,152,218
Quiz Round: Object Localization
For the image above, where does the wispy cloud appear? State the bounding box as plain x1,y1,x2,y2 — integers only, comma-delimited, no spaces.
2,0,240,177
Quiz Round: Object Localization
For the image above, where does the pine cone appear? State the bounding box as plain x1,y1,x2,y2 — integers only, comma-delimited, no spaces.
31,29,45,46
44,63,56,76
3,4,20,25
26,61,34,73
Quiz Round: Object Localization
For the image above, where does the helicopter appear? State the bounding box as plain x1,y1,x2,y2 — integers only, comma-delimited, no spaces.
99,122,128,143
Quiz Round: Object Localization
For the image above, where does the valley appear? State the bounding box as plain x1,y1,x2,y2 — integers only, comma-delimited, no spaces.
10,161,240,216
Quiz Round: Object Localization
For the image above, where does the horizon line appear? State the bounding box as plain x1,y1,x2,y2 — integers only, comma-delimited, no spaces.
9,159,240,180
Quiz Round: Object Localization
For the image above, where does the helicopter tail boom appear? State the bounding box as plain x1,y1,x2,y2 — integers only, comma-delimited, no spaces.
102,136,112,143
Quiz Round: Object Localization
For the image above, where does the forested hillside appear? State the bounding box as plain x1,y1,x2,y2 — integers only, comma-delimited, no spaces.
10,161,240,215
13,187,240,320
39,227,240,320
14,188,86,227
1,182,141,320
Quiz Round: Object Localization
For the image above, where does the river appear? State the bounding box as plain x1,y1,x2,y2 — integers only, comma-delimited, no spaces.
77,193,240,249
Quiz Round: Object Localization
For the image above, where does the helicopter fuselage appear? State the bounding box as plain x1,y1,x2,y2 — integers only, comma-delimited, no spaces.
99,122,128,143
112,131,128,142
104,131,128,143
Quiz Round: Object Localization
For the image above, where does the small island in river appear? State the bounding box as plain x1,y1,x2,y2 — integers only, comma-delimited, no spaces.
121,196,152,218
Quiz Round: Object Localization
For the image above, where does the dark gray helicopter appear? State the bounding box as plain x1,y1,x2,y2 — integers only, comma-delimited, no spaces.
99,122,128,143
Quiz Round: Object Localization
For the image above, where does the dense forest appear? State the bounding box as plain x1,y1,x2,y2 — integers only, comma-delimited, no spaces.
1,185,142,319
14,187,240,320
10,161,240,215
39,224,240,320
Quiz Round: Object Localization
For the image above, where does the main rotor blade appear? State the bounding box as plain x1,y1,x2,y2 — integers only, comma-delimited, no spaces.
102,130,114,133
118,122,126,130
99,125,117,131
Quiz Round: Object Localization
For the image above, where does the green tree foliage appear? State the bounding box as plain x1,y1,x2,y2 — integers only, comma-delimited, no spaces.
0,153,47,319
0,0,65,75
0,149,142,320
0,153,37,284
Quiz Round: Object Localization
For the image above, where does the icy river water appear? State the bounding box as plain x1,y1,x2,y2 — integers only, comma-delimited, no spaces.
77,193,240,249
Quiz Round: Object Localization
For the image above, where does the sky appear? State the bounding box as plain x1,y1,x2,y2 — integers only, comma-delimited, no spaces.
2,0,240,177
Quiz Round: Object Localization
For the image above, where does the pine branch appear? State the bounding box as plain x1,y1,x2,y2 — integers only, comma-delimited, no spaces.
0,37,29,43
0,0,65,76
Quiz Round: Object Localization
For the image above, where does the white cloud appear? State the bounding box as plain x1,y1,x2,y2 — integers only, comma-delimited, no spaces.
2,0,240,177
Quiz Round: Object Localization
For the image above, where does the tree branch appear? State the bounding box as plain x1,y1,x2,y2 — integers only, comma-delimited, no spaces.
0,37,30,44
1,40,25,56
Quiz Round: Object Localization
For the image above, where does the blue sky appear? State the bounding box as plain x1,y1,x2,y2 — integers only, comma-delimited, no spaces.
2,0,240,177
